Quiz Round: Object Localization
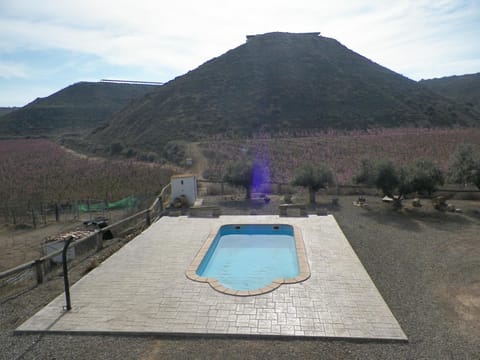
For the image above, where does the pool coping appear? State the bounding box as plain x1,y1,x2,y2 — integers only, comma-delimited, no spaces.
185,224,311,296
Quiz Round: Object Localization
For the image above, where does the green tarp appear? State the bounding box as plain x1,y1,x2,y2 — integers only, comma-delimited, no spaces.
77,196,137,212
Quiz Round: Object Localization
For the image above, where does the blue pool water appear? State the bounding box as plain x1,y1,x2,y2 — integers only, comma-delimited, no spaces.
196,224,299,291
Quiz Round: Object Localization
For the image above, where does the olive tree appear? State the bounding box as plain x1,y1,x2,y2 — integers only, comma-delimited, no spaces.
409,159,444,196
292,163,334,204
355,158,444,207
448,144,480,188
473,169,480,190
223,160,255,199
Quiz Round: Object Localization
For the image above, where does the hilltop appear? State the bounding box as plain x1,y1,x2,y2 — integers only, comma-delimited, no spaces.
0,107,18,118
90,32,478,155
421,73,480,113
0,81,158,137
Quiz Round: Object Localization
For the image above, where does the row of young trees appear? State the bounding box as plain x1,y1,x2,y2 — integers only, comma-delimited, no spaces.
0,139,173,224
201,127,480,184
223,143,480,206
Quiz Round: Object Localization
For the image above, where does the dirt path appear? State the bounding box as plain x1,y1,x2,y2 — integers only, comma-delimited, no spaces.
61,145,182,172
185,142,209,179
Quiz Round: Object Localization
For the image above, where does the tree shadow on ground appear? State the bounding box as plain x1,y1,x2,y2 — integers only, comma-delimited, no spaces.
358,204,474,232
210,197,341,216
464,209,480,221
403,207,474,228
359,208,422,232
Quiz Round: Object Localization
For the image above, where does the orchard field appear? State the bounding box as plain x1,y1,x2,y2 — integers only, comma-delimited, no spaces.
0,139,173,225
200,127,480,184
2,128,479,225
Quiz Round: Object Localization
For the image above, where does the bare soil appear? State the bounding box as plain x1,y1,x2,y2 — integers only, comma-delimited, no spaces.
184,142,209,179
1,195,479,359
0,209,136,272
0,221,83,271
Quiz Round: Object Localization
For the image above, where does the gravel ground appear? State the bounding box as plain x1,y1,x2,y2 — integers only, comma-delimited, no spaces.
1,195,479,359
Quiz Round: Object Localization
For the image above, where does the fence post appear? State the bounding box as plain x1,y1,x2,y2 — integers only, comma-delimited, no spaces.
34,259,44,284
158,196,164,213
146,209,151,226
96,231,103,252
31,208,36,228
41,203,46,225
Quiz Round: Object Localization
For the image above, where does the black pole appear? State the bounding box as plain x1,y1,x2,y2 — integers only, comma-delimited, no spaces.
62,236,74,311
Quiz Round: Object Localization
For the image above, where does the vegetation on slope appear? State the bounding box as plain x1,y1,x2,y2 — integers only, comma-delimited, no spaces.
92,32,478,156
0,107,18,118
199,127,480,184
420,73,480,113
0,82,158,137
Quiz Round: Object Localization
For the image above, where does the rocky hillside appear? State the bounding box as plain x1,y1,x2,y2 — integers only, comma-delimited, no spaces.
0,82,158,137
0,107,18,118
91,32,478,155
420,73,480,113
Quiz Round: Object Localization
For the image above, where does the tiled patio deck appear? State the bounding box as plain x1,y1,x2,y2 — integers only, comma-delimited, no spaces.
16,215,407,340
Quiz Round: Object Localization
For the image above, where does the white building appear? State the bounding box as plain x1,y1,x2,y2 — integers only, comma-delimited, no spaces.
170,174,197,206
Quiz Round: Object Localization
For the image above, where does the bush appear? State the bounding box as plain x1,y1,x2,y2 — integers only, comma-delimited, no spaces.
448,143,480,187
162,141,185,164
409,159,444,196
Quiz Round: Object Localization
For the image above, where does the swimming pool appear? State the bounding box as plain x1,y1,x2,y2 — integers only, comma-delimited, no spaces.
186,224,310,296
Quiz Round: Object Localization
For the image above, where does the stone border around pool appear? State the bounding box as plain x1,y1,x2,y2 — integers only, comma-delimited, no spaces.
185,224,311,296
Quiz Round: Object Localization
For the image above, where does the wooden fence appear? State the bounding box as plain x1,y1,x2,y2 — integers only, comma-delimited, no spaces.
0,195,165,301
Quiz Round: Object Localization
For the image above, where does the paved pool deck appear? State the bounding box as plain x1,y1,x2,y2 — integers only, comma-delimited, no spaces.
16,215,407,340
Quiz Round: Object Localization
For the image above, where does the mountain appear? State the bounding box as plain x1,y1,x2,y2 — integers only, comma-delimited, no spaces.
420,73,480,113
0,107,18,118
0,81,158,137
91,32,478,154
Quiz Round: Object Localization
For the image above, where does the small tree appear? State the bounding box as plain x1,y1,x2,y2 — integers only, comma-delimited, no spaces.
373,160,402,199
292,163,334,204
448,144,478,186
355,158,445,207
354,158,376,185
409,159,444,196
472,169,480,190
355,159,410,207
223,160,255,199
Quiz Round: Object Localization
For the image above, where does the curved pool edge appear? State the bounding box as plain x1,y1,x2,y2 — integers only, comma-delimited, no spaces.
185,224,311,296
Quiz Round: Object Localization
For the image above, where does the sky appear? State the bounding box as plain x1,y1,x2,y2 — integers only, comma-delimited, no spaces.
1,0,479,107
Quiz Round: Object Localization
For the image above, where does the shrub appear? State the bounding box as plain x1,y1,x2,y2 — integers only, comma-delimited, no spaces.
162,141,185,164
409,159,444,196
448,144,479,186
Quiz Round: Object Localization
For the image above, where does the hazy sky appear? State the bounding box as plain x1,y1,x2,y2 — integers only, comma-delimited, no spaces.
1,0,479,106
